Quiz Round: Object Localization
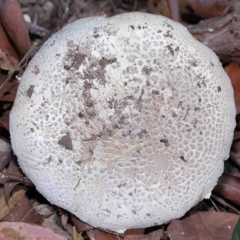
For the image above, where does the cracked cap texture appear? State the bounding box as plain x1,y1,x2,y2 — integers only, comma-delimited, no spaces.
10,12,235,233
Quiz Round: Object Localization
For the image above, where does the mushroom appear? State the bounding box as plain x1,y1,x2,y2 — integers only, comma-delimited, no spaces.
9,12,235,233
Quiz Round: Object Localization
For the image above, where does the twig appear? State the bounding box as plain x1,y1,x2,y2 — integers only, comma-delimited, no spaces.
133,0,138,11
0,43,37,91
210,197,220,212
26,22,50,37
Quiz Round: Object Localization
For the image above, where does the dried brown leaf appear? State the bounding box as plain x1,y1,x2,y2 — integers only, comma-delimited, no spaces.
186,0,230,19
0,172,32,186
188,2,240,63
230,139,240,169
4,181,22,204
213,173,240,207
138,229,163,240
73,226,84,240
0,22,18,71
0,156,32,186
0,222,66,240
60,212,69,230
211,194,240,215
0,20,19,59
88,229,123,240
124,228,145,240
2,194,43,224
0,138,11,171
225,63,240,114
87,228,164,240
34,204,72,239
0,110,10,130
234,131,240,141
4,155,24,176
0,185,27,220
71,214,94,232
0,81,19,102
0,0,31,58
148,0,171,18
0,49,18,71
168,211,238,240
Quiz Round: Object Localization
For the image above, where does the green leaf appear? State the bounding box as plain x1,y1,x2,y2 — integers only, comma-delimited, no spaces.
232,218,240,240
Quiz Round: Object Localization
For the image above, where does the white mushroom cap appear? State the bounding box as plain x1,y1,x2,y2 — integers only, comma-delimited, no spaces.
10,12,235,233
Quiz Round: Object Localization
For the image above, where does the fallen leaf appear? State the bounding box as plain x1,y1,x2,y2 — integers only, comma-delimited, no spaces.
187,2,240,63
0,138,11,171
70,214,94,232
0,185,27,220
148,0,171,18
225,62,240,113
124,228,145,240
0,0,31,58
168,211,238,240
87,228,165,240
0,81,19,102
35,204,72,239
142,229,163,240
72,227,84,240
0,22,18,71
1,194,43,224
0,157,32,186
213,173,240,208
211,194,240,215
0,222,66,240
87,229,123,240
185,0,230,19
0,110,10,130
4,181,23,204
228,136,240,172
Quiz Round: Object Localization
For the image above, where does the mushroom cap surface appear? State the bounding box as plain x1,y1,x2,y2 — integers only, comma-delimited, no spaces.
10,12,235,233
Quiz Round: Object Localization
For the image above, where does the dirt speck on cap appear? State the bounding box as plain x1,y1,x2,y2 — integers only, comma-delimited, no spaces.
27,85,35,98
58,133,73,150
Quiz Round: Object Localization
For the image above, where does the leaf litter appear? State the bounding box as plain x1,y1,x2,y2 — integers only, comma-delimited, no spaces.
0,0,239,239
